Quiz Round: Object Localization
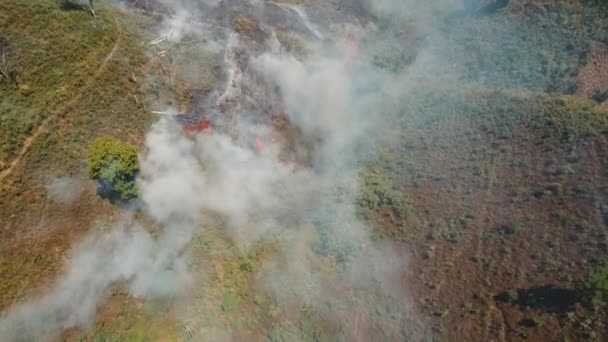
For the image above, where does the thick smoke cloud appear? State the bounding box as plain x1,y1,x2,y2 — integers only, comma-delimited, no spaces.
0,221,191,340
0,121,210,340
0,0,434,339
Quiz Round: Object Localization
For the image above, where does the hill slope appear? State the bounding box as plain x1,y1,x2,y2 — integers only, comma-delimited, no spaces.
0,0,608,341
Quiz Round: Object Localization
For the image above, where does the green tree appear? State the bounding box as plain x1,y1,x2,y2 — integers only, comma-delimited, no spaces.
87,135,139,202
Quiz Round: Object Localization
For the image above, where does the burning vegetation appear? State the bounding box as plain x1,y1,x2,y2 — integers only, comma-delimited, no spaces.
0,0,608,341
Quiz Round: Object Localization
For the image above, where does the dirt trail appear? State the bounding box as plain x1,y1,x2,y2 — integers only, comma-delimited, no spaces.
0,16,122,183
92,17,122,80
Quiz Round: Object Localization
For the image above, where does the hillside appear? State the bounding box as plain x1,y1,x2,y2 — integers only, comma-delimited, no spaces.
0,0,162,337
0,0,608,341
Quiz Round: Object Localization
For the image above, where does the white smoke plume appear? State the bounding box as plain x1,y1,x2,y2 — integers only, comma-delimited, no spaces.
45,176,84,206
0,0,431,340
0,121,208,340
0,220,192,340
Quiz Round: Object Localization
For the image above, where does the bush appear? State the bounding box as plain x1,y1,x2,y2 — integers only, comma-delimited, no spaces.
583,265,608,309
87,135,139,202
357,171,409,219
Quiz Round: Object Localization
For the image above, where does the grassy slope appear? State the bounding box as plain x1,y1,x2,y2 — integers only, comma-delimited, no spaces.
1,2,115,164
359,1,608,338
0,1,162,339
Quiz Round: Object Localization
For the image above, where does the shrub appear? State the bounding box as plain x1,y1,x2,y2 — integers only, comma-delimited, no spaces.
87,135,139,202
357,171,409,219
583,265,608,309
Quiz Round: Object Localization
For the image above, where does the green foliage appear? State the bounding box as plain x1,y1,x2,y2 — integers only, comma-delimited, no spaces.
530,315,546,328
0,0,119,164
298,311,322,342
498,219,521,236
312,211,361,265
87,135,139,201
583,265,608,309
506,290,518,303
0,0,153,317
430,215,474,243
308,185,366,265
394,86,608,145
266,312,323,342
357,170,410,219
372,1,608,92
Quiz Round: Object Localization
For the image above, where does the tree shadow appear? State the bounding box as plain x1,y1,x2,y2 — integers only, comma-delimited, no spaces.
518,318,541,328
95,180,137,209
475,0,510,17
59,0,87,11
495,285,579,313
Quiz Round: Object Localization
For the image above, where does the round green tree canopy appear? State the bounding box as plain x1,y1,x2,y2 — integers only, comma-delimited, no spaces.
87,135,139,202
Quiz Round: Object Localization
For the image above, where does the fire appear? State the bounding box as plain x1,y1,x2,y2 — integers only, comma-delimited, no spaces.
199,118,214,134
255,137,265,152
183,118,214,138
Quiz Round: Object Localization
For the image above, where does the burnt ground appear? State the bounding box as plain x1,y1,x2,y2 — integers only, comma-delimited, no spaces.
575,42,608,109
364,89,608,340
413,122,607,341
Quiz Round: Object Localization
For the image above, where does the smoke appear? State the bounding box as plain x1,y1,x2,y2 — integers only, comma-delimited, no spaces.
368,0,461,17
0,0,432,340
246,40,419,339
45,176,84,206
0,120,211,340
0,220,193,340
